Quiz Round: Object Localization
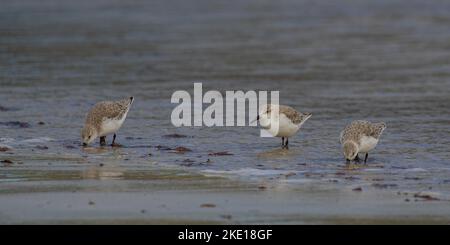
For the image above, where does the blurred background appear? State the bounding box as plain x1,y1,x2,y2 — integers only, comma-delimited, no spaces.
2,0,450,87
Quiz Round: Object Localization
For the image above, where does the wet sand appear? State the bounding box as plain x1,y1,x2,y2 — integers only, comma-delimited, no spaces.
1,166,450,224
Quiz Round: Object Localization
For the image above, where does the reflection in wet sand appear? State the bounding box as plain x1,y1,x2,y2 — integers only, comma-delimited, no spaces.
256,147,302,158
82,146,116,154
82,165,125,180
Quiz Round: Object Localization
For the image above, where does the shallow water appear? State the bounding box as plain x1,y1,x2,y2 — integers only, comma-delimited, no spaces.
1,0,450,223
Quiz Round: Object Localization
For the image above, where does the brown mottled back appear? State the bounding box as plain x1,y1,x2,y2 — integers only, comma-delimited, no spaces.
266,104,306,124
85,98,133,131
340,120,386,144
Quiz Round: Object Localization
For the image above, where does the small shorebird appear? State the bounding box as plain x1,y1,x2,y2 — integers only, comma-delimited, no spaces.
81,97,134,146
256,104,312,149
340,120,386,164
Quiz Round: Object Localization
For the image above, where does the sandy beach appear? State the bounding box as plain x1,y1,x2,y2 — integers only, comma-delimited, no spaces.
1,165,450,224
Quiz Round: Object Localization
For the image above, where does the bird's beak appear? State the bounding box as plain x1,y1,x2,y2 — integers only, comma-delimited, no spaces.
250,115,260,124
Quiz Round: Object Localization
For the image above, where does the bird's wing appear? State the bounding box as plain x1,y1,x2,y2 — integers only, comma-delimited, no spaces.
97,101,127,121
369,122,386,139
342,121,370,144
279,105,302,124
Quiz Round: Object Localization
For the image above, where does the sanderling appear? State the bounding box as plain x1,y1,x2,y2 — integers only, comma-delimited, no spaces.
340,120,386,164
81,97,134,147
256,104,312,149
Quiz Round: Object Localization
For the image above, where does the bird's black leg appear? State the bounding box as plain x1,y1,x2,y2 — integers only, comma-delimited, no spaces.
364,153,369,164
100,136,106,146
354,154,360,163
346,159,351,165
281,137,285,148
111,134,117,146
285,138,289,149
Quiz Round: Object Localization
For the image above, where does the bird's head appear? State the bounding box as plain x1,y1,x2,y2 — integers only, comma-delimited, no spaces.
81,125,98,146
257,104,278,128
343,141,359,161
259,104,272,116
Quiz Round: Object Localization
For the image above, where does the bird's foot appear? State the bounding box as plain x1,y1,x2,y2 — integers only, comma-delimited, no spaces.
364,153,369,164
345,163,360,170
99,137,107,146
111,143,122,148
